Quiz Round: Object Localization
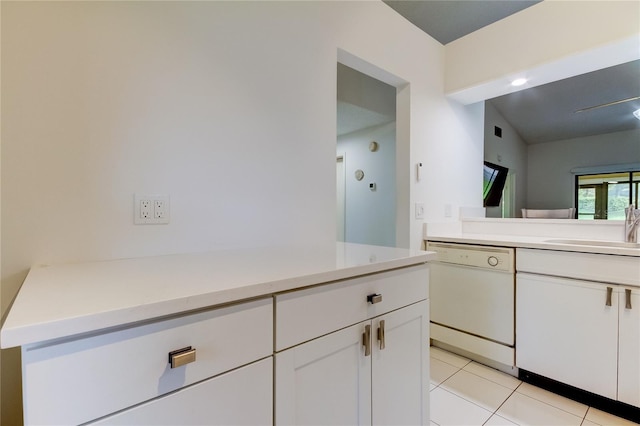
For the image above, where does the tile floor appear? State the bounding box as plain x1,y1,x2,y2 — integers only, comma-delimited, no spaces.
429,346,639,426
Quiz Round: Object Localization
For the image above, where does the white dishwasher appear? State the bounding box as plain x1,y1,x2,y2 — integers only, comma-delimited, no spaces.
427,241,515,369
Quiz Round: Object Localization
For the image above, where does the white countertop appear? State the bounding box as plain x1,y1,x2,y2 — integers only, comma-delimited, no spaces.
424,218,640,257
1,243,434,349
425,233,640,256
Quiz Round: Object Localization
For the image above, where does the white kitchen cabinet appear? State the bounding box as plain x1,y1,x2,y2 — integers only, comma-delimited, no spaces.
91,357,272,425
371,301,429,426
275,264,430,426
276,321,372,425
276,302,429,426
21,298,273,425
618,286,640,407
516,273,618,399
4,244,433,425
516,248,640,408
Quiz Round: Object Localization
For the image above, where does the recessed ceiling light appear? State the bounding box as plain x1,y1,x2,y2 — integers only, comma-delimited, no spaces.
511,78,527,87
634,108,640,120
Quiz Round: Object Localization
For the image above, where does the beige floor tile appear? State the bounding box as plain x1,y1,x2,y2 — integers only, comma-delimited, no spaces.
430,357,459,386
484,414,519,425
440,369,514,412
462,361,522,390
428,348,639,426
516,382,588,418
584,407,639,426
497,392,583,426
430,387,493,426
430,346,471,368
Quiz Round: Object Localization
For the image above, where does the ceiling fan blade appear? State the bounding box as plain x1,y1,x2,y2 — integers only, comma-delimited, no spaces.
575,96,640,113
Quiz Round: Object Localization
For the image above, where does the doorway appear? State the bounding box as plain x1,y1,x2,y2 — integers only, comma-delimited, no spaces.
336,63,397,247
336,50,410,248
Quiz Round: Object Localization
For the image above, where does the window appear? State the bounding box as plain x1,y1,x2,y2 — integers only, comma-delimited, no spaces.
483,161,509,207
576,171,639,220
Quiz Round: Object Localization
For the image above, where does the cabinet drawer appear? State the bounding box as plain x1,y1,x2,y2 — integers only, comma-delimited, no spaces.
90,357,273,425
275,264,428,351
516,248,640,285
22,298,273,426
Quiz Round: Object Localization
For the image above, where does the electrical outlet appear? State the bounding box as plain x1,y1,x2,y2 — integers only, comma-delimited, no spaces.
140,200,152,219
154,200,166,219
135,194,170,224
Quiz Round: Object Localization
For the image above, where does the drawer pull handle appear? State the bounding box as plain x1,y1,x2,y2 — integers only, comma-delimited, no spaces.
626,289,632,310
363,325,371,357
378,320,386,350
169,346,196,369
606,287,613,307
367,293,382,304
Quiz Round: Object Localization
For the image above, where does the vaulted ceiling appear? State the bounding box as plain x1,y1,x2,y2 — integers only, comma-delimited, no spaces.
382,1,640,144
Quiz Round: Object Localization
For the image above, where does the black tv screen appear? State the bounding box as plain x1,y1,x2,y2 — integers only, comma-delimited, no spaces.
483,161,509,207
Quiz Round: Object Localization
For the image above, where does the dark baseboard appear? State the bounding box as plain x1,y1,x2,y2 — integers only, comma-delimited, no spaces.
518,369,640,424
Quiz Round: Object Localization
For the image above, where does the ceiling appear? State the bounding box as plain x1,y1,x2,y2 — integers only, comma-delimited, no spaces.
383,0,541,45
382,1,640,144
489,60,640,144
337,101,394,136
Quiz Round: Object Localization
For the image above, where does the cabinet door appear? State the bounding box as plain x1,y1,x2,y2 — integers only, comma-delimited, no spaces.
91,357,272,425
275,321,371,426
516,273,618,400
619,286,640,407
372,301,429,426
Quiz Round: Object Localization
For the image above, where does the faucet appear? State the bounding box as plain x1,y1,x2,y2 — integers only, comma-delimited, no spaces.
625,205,640,243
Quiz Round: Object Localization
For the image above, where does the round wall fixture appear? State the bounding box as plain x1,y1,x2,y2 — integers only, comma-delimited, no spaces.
355,169,364,181
369,141,379,152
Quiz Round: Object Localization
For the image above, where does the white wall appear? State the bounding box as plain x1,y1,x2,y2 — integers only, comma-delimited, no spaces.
338,122,396,246
527,129,640,209
417,100,485,222
484,102,528,217
446,1,640,104
1,2,482,422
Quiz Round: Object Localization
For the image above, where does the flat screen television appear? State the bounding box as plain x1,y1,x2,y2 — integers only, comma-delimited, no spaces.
483,161,509,207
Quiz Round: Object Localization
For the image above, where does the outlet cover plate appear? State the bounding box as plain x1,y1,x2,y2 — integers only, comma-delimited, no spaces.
135,194,170,224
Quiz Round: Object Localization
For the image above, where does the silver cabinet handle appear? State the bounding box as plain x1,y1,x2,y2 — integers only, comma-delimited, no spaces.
169,346,196,369
363,324,371,357
367,293,382,304
626,289,632,309
377,320,386,350
606,287,613,307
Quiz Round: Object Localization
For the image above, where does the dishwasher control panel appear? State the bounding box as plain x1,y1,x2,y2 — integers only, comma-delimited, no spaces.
426,242,515,272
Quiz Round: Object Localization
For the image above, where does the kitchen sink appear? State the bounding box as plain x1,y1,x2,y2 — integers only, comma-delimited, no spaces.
545,239,640,249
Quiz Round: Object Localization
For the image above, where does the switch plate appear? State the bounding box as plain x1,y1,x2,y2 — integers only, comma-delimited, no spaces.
135,194,170,224
415,203,425,220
